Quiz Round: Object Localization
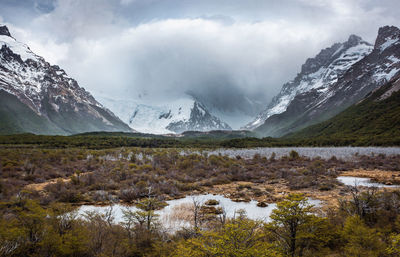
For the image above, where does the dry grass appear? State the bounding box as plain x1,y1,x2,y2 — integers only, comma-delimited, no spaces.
25,177,70,191
202,180,344,209
340,169,400,185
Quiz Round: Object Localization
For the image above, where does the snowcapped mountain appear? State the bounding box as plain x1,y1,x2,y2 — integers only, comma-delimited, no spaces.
289,73,400,142
0,25,132,135
253,26,400,137
186,91,264,129
97,94,231,134
164,100,232,133
245,34,373,130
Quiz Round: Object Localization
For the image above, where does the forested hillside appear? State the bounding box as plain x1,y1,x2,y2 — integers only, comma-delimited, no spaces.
289,76,400,145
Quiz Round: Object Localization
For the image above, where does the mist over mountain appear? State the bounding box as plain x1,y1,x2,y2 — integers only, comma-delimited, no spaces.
2,3,400,257
1,1,400,135
246,34,374,130
2,0,400,133
253,25,400,137
0,25,132,135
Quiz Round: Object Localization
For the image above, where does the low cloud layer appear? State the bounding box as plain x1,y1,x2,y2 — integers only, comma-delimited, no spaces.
1,0,400,116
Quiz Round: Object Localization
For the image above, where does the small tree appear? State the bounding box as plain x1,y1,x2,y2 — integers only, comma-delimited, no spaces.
339,185,379,225
191,197,203,230
174,218,281,257
387,233,400,256
270,152,276,161
341,215,385,257
289,150,300,160
122,187,164,255
123,186,164,232
267,193,332,257
134,198,162,231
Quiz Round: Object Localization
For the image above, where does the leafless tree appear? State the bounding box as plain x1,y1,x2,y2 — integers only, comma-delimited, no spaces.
340,182,378,218
217,206,227,226
191,196,204,230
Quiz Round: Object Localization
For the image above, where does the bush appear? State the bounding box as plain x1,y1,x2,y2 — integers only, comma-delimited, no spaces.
289,150,300,160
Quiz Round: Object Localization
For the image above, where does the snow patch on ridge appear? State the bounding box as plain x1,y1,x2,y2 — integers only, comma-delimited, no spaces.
129,98,195,134
0,35,38,62
96,93,231,134
380,37,399,52
374,67,400,82
244,37,373,130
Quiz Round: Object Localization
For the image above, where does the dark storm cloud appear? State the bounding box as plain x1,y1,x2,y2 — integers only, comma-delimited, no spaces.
1,0,400,116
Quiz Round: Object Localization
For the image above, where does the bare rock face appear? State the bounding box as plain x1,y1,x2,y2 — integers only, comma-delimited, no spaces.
0,25,132,135
251,26,400,137
120,97,231,134
245,34,373,131
375,26,400,50
0,26,11,37
166,101,231,133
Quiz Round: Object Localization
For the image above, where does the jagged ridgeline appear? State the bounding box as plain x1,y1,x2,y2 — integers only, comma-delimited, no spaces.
0,25,132,135
125,99,232,134
1,24,400,140
249,26,400,138
287,75,400,145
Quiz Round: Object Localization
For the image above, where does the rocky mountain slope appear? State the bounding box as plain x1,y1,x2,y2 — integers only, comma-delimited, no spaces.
0,25,132,135
187,91,264,129
288,74,400,145
164,100,232,133
249,26,400,138
245,34,374,132
98,95,231,134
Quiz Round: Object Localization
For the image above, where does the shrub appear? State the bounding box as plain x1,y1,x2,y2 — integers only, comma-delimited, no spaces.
289,150,300,160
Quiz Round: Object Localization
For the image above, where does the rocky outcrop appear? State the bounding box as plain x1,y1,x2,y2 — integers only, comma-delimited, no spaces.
252,26,400,137
0,25,132,135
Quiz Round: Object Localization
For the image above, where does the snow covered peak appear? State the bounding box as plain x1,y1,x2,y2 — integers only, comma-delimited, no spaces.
0,27,132,134
0,28,39,62
251,26,400,137
0,26,11,37
130,97,231,134
300,35,371,75
129,98,195,134
97,94,231,134
244,35,373,130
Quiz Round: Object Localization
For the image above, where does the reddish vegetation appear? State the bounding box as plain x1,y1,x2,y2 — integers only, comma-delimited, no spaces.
1,147,400,208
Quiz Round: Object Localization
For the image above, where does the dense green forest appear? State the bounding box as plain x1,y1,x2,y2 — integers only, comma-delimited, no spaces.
288,79,400,145
0,129,399,150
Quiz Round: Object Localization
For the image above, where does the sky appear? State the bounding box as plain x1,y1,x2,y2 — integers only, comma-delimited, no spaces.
1,0,400,118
